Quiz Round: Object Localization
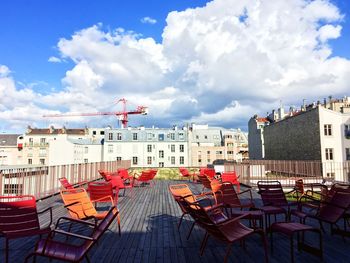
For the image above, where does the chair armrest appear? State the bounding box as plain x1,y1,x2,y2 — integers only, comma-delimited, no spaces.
37,206,53,227
92,195,115,206
216,213,247,226
50,229,95,241
55,216,97,229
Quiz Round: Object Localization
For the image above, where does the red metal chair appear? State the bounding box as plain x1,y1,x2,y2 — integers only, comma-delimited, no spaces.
179,167,197,181
221,171,240,192
257,180,297,231
134,170,156,187
98,170,113,182
200,167,216,179
110,175,134,197
25,206,119,263
292,189,350,237
117,168,134,184
59,177,87,190
0,195,53,263
182,198,268,263
211,181,263,228
88,181,119,206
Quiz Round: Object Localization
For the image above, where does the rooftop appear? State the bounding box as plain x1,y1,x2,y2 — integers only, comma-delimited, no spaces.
5,179,350,263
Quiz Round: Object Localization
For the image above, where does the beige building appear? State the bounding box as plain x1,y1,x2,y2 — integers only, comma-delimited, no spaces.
0,134,21,165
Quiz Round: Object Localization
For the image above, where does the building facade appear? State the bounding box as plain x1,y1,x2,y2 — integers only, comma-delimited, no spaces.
0,134,21,165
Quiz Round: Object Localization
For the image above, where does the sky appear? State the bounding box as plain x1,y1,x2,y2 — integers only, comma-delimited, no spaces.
0,0,350,133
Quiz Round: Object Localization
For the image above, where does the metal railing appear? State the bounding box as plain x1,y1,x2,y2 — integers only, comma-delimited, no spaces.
224,160,350,187
0,160,131,199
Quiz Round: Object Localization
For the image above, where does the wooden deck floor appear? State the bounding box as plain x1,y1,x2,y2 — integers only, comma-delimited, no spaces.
3,180,350,262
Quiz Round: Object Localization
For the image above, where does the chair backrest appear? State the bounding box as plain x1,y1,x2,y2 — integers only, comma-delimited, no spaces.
149,169,157,179
294,179,305,195
137,170,153,182
91,206,119,240
88,181,116,204
197,174,213,190
110,175,125,189
98,170,112,182
59,177,74,189
211,181,241,207
60,188,97,219
169,184,196,202
200,168,216,179
221,172,239,183
0,195,40,235
318,191,350,223
117,168,131,180
257,180,288,206
179,168,190,177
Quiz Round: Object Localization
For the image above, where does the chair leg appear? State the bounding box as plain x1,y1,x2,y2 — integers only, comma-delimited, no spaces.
117,214,121,236
200,232,209,255
86,254,91,263
187,222,195,240
290,235,294,263
178,213,186,229
224,244,232,263
5,238,9,263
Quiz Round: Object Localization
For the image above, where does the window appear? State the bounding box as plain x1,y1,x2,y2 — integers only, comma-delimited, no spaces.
147,144,152,152
147,156,152,165
108,133,113,140
171,156,175,165
207,159,211,163
325,148,333,160
108,144,113,153
40,138,46,145
324,124,332,136
179,144,184,152
204,135,208,139
179,132,184,140
84,159,88,163
207,151,210,154
170,133,175,140
345,125,350,138
133,133,138,140
159,162,164,167
100,131,105,135
92,131,97,135
159,150,164,158
40,158,45,165
196,135,199,139
171,144,175,152
116,133,122,140
216,150,223,154
28,158,32,165
158,134,164,141
132,157,138,165
116,157,122,161
227,151,234,154
198,158,202,163
147,133,154,140
29,138,33,146
179,156,184,165
346,148,350,161
84,147,88,154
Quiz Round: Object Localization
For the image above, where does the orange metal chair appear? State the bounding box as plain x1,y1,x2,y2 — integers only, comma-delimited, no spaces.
197,174,218,193
25,206,119,263
0,195,53,263
169,184,213,230
60,188,121,235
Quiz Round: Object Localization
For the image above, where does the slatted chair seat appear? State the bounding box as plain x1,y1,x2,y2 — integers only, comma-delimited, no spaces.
0,195,53,263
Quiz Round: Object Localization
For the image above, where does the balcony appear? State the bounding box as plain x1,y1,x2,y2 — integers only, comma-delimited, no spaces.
0,162,349,262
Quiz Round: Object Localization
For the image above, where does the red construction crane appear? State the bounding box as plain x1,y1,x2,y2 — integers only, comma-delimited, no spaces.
43,98,148,128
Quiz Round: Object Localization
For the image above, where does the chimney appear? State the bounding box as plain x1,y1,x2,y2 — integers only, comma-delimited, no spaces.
49,125,55,134
26,125,33,134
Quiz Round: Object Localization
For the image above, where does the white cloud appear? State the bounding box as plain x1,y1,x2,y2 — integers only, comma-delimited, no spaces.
1,0,350,132
48,56,62,63
141,16,157,25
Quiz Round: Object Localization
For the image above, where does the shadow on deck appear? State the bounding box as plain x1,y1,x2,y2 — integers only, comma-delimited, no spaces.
2,180,350,263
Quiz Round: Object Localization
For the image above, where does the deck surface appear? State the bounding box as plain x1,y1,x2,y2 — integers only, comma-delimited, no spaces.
2,180,350,263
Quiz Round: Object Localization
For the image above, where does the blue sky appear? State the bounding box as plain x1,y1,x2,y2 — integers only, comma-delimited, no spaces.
0,0,350,132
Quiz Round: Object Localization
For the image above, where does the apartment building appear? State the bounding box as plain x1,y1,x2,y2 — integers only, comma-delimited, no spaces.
189,124,248,167
103,127,189,167
0,134,21,165
248,96,350,181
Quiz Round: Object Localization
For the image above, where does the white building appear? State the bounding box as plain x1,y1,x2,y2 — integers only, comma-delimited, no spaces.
0,134,21,165
103,127,189,167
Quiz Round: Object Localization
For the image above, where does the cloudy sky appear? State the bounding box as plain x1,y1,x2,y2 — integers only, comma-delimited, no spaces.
1,0,350,133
